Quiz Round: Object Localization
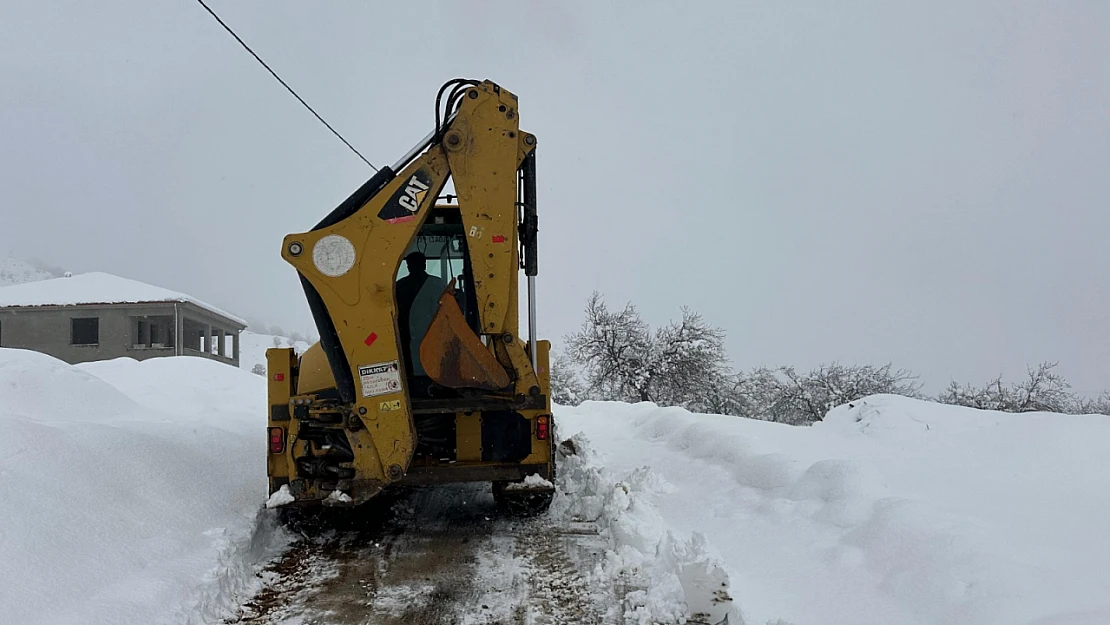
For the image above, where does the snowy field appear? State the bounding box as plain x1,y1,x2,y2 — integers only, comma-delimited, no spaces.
2,343,1107,625
557,398,1110,625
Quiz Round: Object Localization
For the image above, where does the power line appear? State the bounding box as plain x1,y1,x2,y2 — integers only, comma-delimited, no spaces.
194,0,378,171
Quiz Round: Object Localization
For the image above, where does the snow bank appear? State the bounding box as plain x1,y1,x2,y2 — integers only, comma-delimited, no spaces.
556,397,1110,625
78,354,265,426
551,434,738,624
0,348,287,625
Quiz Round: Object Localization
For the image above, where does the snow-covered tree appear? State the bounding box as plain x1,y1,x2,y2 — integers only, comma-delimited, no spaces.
733,363,923,424
561,295,1108,423
648,308,732,412
1071,391,1110,416
938,362,1080,414
549,350,587,406
565,292,651,403
730,366,792,421
1010,362,1073,413
565,292,731,410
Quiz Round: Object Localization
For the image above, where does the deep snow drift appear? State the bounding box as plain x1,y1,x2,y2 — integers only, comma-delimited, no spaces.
556,397,1110,625
0,348,287,625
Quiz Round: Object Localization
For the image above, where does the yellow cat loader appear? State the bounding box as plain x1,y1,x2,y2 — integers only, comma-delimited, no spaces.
265,79,554,514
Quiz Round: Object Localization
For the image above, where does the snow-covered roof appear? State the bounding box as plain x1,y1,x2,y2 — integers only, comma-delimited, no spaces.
0,272,247,326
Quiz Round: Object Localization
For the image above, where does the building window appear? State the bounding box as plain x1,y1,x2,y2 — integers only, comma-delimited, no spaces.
71,317,99,346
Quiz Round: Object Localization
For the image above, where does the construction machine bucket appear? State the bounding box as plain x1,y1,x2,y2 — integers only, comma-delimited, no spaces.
420,282,510,391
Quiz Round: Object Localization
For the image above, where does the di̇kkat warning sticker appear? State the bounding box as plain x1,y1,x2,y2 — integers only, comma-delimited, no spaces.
358,360,402,398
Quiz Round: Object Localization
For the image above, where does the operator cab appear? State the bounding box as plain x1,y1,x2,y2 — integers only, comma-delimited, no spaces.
394,206,481,397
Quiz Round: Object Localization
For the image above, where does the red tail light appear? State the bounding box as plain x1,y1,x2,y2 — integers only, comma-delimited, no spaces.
273,373,285,382
536,416,550,440
269,427,285,454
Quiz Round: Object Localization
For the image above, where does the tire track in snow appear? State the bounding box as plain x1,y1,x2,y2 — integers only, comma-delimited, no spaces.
225,483,612,625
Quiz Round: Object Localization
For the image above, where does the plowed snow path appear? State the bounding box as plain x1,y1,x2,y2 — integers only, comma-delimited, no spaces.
227,484,612,625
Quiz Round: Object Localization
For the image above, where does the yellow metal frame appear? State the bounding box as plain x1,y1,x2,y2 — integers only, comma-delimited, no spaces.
267,81,551,504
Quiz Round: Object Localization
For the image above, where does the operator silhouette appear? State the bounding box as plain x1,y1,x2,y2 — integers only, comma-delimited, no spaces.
395,251,447,378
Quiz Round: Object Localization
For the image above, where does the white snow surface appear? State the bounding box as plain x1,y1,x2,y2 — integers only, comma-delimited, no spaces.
325,489,353,504
556,396,1110,625
552,433,737,624
5,335,1107,625
505,472,555,490
0,271,247,325
0,348,288,625
266,484,295,508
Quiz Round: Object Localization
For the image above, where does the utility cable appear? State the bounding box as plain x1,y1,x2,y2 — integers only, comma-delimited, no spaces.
194,0,378,171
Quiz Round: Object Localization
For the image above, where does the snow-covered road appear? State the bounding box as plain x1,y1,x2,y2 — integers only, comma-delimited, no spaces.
230,483,610,625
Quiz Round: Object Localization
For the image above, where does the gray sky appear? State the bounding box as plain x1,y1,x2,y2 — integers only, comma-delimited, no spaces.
2,1,1108,394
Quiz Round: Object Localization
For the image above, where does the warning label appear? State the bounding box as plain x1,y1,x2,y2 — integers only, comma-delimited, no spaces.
358,360,402,398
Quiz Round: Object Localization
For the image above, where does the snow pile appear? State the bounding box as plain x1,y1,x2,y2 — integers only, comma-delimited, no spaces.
238,330,312,374
504,472,555,490
557,396,1110,625
0,348,287,625
0,255,56,286
79,355,264,424
266,484,295,508
325,489,353,504
551,435,738,624
0,271,246,324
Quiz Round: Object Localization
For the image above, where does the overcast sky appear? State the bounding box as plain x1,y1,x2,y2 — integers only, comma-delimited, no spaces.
1,1,1107,394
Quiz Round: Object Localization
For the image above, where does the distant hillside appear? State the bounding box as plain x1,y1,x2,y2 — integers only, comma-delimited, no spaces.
0,256,59,287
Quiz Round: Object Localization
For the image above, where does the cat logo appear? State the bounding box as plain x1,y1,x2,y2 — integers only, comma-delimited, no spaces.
397,177,429,212
378,169,434,224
